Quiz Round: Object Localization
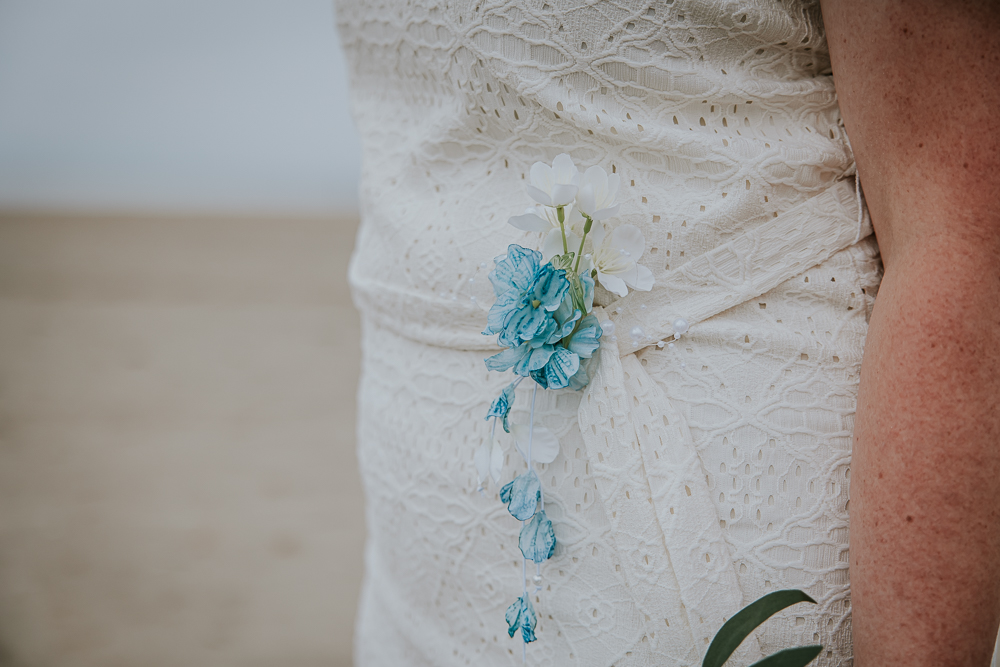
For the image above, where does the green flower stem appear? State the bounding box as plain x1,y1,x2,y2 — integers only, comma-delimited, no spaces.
557,206,568,254
573,215,594,273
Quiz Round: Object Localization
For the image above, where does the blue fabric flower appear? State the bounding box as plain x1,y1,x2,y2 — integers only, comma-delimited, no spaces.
518,509,556,562
483,245,569,348
485,381,517,432
499,471,540,521
505,595,538,643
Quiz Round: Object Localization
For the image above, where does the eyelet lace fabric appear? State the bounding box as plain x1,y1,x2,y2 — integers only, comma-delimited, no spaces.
337,1,883,665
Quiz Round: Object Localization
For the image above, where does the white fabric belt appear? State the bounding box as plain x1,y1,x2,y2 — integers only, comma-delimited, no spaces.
577,177,869,664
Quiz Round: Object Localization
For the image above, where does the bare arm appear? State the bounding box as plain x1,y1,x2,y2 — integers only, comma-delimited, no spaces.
820,1,1000,665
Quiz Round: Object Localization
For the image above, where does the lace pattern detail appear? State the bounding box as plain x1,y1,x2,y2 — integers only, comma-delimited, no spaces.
337,1,883,664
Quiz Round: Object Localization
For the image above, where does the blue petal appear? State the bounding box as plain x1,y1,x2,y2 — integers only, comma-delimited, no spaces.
504,471,540,521
484,289,522,336
485,381,517,432
539,347,581,390
500,480,514,505
485,344,529,373
580,274,595,312
518,509,556,562
546,292,582,344
566,314,603,359
502,303,553,347
489,245,541,297
532,265,570,311
511,345,553,376
505,596,538,642
566,355,596,391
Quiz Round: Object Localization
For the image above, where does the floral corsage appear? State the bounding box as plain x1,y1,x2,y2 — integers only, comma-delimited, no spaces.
478,154,653,645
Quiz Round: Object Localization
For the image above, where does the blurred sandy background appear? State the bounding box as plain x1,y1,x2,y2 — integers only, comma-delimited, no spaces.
0,2,365,665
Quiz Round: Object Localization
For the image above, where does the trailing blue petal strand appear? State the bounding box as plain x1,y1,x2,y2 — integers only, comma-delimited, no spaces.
518,509,556,562
504,471,540,521
485,382,517,432
505,595,538,643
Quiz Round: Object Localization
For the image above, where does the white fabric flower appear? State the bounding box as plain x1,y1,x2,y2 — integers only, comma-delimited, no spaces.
525,153,580,207
509,204,584,234
589,221,655,297
576,165,621,221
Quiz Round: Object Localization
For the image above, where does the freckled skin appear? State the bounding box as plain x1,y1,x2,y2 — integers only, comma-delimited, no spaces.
821,2,1000,665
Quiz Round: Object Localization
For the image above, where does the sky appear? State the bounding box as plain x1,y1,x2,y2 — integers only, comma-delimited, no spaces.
0,0,362,215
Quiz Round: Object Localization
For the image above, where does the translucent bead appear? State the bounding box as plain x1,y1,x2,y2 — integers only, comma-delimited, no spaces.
600,320,616,335
667,342,675,350
630,326,644,339
640,304,647,310
680,362,687,368
532,574,542,587
656,341,665,348
610,335,618,342
468,277,475,283
451,295,457,301
470,296,477,302
584,253,592,259
480,262,488,269
673,318,689,334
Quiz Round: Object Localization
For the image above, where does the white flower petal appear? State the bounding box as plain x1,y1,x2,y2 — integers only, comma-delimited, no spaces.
550,183,579,207
629,263,655,291
611,224,646,259
508,211,551,232
565,206,587,234
490,438,504,484
551,153,578,184
597,271,629,297
589,218,606,247
542,229,565,260
525,184,553,206
582,165,608,192
576,184,597,216
605,173,620,202
529,161,553,192
474,440,491,484
591,203,620,221
512,424,560,464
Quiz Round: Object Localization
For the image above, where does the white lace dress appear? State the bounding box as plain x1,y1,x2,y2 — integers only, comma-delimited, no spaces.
337,1,882,665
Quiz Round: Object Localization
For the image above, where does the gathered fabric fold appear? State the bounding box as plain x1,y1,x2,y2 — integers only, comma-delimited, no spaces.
577,178,870,664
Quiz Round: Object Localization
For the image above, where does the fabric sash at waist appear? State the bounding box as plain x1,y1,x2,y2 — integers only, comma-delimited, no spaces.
576,177,869,664
350,179,869,355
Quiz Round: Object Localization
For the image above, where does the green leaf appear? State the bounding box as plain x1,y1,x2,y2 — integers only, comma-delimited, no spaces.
702,589,817,667
748,646,823,667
